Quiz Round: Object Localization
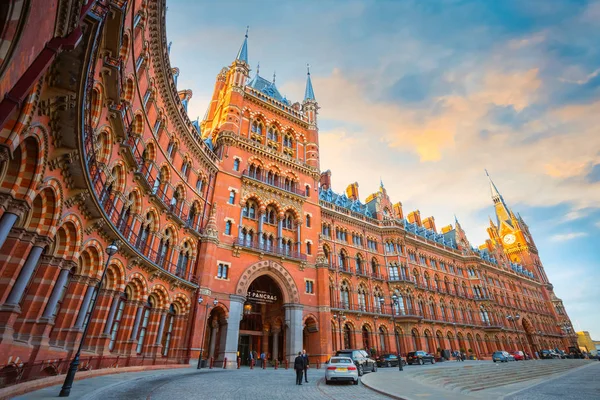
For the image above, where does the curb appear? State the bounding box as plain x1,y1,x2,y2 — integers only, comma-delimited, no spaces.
360,374,410,400
0,364,190,400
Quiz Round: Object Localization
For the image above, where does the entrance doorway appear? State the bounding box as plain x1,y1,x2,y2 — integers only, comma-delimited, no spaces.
238,275,285,365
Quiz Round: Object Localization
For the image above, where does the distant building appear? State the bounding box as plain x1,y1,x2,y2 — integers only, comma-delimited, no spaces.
577,331,598,354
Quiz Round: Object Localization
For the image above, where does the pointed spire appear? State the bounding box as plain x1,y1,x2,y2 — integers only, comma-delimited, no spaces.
485,169,503,203
380,177,384,188
256,62,260,76
272,70,276,84
235,26,249,64
304,63,316,101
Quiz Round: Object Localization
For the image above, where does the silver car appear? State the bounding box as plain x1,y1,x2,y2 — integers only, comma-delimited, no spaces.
325,356,359,385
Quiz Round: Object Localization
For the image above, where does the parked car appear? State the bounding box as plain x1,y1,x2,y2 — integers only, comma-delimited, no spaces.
492,351,514,362
335,349,377,376
376,353,406,367
512,351,525,361
325,356,359,385
540,349,560,359
406,351,436,365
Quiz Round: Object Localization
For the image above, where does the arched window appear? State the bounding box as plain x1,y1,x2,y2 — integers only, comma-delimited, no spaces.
136,298,153,354
264,206,276,224
340,282,350,309
356,255,363,274
109,290,128,352
283,212,294,229
166,141,177,159
243,201,257,219
157,232,171,267
225,220,232,235
233,158,240,171
176,243,191,277
338,250,348,271
162,304,176,356
358,287,367,311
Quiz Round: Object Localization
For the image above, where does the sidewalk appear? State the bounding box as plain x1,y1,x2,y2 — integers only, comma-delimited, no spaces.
11,367,228,400
361,369,485,400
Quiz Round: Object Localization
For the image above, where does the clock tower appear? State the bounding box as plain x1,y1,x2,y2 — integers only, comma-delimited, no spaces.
485,171,548,283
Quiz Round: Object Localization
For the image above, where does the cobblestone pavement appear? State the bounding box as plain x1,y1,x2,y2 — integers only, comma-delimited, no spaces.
19,367,387,400
504,361,600,400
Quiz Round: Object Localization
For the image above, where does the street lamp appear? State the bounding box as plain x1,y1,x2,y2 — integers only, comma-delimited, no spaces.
197,296,219,369
391,294,403,371
506,314,525,353
332,313,346,351
59,241,119,397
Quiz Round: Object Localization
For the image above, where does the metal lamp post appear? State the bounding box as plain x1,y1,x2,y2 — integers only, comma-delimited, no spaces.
197,296,218,369
506,314,525,353
333,313,346,351
59,241,119,397
391,294,403,371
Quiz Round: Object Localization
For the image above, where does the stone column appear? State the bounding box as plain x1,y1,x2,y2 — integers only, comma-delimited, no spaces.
238,207,244,239
0,212,18,250
258,211,264,248
296,224,301,253
208,319,218,359
272,328,280,361
284,303,303,363
223,295,244,366
277,218,283,249
74,285,95,329
41,268,71,319
103,292,121,335
155,312,167,345
4,245,44,306
130,304,144,340
262,329,269,355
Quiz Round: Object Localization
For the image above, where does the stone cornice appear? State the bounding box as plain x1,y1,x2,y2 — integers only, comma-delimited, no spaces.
146,1,218,175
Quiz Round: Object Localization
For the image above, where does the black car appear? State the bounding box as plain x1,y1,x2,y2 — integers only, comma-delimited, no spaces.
406,351,436,365
376,353,406,367
335,349,377,376
540,349,559,359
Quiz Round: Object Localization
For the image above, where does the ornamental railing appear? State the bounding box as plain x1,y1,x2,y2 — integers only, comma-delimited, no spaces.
241,169,307,197
233,237,307,261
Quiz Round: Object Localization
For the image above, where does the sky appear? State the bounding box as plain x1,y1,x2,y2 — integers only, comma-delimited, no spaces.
166,0,600,339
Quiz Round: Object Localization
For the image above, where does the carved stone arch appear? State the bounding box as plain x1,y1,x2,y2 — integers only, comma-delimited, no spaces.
149,283,171,309
303,313,319,333
126,272,149,302
263,199,283,215
171,292,191,314
235,260,300,304
282,205,301,223
106,258,126,292
240,192,264,209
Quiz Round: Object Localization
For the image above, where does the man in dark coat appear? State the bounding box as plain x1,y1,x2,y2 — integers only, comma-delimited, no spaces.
302,349,309,383
294,352,304,385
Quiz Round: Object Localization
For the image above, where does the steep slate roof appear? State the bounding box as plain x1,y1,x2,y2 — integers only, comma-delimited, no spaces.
247,73,291,105
319,187,373,218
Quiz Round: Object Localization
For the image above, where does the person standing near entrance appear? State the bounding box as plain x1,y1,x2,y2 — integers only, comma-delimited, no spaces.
302,349,309,383
294,352,304,385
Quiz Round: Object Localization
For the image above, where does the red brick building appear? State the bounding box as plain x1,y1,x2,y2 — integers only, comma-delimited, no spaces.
0,0,576,380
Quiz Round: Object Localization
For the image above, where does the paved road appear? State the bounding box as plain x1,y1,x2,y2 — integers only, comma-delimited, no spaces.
19,367,386,400
505,361,600,400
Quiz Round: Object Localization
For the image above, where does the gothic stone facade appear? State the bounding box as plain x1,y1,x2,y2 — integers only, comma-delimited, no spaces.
0,0,576,372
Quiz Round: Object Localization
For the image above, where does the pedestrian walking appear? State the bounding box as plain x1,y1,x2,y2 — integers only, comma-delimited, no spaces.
260,351,265,368
249,350,254,366
302,349,309,383
294,352,304,385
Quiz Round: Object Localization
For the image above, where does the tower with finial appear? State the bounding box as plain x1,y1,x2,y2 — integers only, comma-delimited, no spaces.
303,63,318,125
231,26,250,89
